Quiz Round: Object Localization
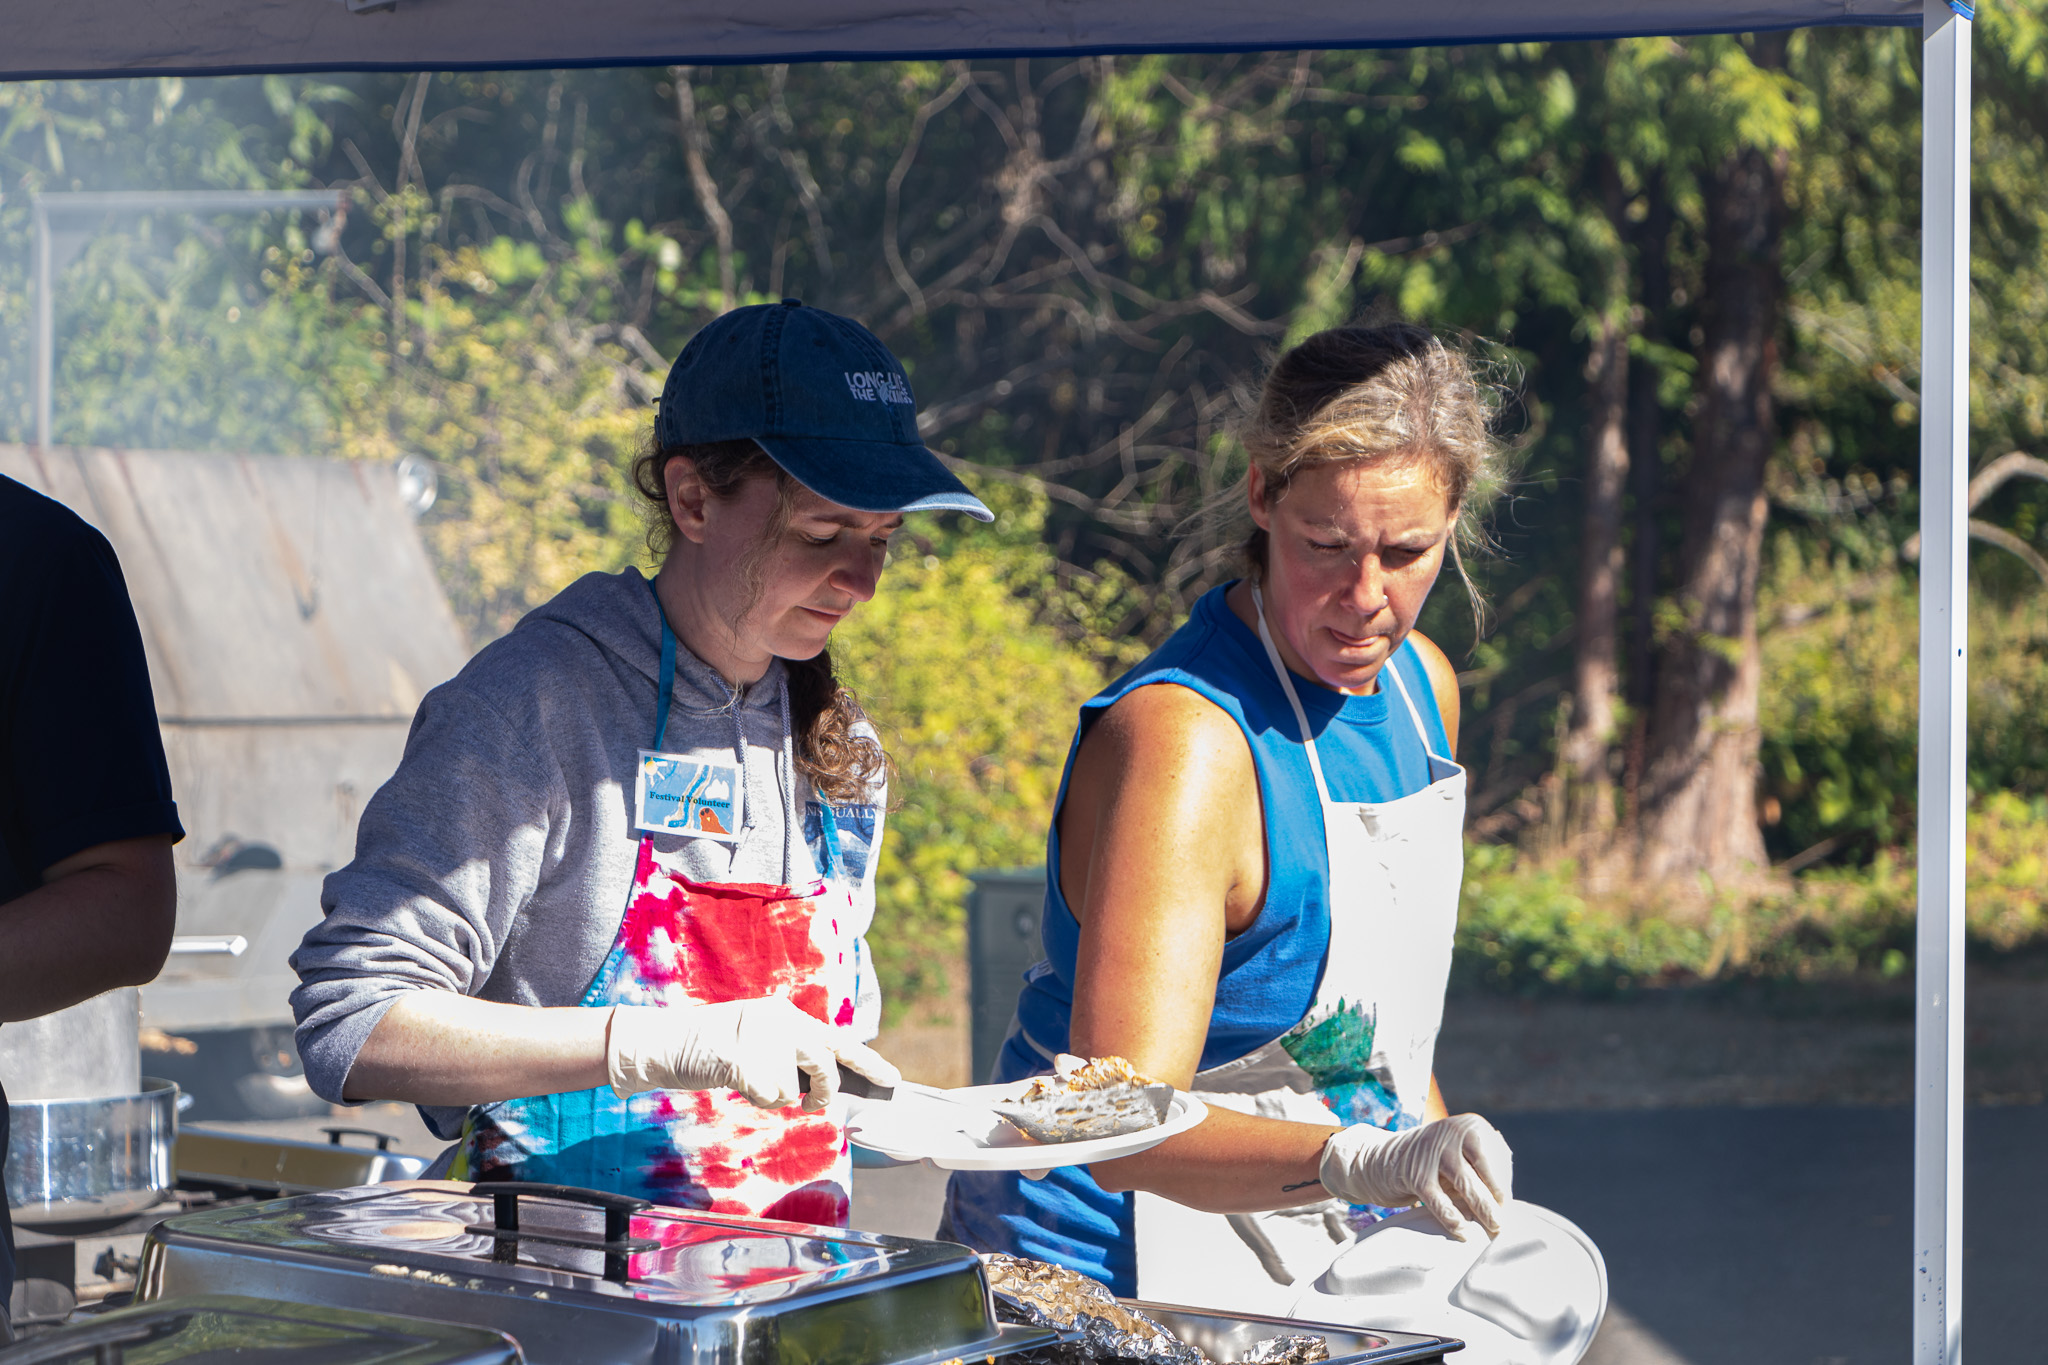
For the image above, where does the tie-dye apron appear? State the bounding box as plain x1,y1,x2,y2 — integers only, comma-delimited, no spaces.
1131,585,1467,1311
451,602,863,1228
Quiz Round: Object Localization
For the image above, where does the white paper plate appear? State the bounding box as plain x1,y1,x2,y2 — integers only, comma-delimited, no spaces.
845,1081,1208,1172
1286,1202,1608,1365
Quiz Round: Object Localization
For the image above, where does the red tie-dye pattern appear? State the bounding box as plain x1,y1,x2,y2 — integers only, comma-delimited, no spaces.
618,875,827,1005
752,1117,844,1187
759,1181,851,1229
466,836,859,1223
790,982,830,1022
687,1142,750,1190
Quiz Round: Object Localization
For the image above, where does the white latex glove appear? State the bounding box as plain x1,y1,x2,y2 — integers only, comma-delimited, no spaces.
606,998,902,1113
1318,1113,1515,1241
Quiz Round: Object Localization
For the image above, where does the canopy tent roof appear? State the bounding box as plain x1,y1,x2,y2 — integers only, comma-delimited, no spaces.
10,0,1920,81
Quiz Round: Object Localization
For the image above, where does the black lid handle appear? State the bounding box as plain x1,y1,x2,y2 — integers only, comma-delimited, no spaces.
474,1182,655,1282
320,1126,397,1152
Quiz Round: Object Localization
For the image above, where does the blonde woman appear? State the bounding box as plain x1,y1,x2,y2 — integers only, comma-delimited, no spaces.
945,324,1601,1362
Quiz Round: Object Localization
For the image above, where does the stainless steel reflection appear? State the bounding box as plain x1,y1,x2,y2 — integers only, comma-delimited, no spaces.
138,1182,1063,1365
4,1077,178,1225
176,1128,428,1193
0,1293,523,1365
1122,1304,1460,1365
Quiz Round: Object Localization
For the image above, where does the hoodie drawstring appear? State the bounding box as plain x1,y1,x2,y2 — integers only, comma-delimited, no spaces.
719,671,797,885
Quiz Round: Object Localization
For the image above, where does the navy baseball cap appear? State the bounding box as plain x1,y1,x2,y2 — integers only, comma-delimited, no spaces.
656,299,992,522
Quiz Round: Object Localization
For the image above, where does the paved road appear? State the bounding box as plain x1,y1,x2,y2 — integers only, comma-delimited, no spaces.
853,1105,2048,1365
1507,1105,2048,1365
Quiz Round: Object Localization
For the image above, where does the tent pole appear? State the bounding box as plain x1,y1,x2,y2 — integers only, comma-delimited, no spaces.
1915,1,1971,1362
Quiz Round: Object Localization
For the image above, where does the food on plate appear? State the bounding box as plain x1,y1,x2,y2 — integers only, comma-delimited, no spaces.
1019,1054,1159,1103
993,1053,1175,1144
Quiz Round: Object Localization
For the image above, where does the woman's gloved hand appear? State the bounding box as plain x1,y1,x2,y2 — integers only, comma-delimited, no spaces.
1318,1113,1515,1241
606,998,902,1113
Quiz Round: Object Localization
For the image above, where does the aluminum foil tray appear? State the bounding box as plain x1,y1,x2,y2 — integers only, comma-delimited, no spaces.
983,1256,1460,1365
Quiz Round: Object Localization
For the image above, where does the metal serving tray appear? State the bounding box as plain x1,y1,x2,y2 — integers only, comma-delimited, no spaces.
1125,1302,1461,1365
136,1181,1060,1365
0,1293,522,1365
175,1127,429,1194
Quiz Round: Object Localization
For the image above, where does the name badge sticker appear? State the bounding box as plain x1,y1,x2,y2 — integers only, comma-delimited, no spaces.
636,751,742,841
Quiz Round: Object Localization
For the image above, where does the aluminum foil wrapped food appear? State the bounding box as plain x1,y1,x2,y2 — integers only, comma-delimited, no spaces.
1239,1335,1331,1365
982,1253,1205,1365
993,1054,1174,1144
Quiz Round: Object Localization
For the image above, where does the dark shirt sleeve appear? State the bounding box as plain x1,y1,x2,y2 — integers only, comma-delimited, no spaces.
0,496,183,903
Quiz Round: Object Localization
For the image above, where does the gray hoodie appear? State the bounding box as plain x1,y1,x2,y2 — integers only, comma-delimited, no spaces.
289,568,885,1138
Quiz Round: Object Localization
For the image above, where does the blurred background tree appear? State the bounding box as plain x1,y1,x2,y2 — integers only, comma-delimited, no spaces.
3,17,2046,1010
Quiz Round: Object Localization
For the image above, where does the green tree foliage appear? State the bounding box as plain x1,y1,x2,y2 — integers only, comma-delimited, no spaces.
3,25,2047,1000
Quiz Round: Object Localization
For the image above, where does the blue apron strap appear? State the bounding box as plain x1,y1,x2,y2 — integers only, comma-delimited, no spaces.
649,576,677,751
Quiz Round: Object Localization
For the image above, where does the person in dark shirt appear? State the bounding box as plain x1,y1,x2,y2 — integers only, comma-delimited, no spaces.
0,473,182,1338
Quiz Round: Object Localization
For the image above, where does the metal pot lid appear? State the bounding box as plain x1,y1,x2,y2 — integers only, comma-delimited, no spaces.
0,1293,522,1365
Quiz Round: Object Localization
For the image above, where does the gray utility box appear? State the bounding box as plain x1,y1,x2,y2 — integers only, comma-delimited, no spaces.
965,869,1051,1084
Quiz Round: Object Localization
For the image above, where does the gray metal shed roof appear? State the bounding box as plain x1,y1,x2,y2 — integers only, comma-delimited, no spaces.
1,446,467,725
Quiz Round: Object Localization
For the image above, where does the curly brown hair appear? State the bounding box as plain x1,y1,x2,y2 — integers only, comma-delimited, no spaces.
632,436,889,805
1239,322,1506,620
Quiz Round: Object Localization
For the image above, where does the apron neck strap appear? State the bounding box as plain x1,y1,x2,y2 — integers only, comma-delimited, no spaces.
650,576,678,752
1377,649,1444,762
1250,583,1334,808
1249,583,1444,802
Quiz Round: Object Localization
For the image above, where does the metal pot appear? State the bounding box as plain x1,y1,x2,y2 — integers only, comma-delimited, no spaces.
0,988,140,1102
4,1077,178,1225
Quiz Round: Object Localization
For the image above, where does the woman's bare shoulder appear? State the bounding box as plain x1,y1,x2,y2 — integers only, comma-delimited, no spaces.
1082,681,1253,776
1062,681,1262,935
1403,630,1461,752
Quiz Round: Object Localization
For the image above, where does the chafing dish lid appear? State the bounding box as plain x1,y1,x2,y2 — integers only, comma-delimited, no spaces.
141,1182,980,1310
0,1293,522,1365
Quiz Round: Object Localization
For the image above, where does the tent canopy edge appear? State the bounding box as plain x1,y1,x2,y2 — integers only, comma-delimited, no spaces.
3,1,1924,85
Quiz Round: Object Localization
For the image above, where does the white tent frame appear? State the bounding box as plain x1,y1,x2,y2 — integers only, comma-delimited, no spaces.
2,2,1974,1358
1916,5,1971,1362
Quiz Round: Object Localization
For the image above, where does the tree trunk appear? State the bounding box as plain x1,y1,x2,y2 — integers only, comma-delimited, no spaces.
1560,148,1636,851
1622,173,1673,837
1558,296,1630,842
1635,61,1787,892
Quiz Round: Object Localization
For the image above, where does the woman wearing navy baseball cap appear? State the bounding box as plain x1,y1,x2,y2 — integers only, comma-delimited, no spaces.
290,300,989,1223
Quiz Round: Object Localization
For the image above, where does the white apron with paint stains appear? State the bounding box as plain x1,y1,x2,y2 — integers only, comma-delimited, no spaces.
1133,585,1466,1310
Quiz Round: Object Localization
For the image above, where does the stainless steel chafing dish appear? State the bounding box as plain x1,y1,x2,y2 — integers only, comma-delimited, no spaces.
135,1181,1061,1365
0,1293,522,1365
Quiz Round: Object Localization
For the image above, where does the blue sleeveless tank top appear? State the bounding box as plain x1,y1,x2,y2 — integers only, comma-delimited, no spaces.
939,582,1448,1294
